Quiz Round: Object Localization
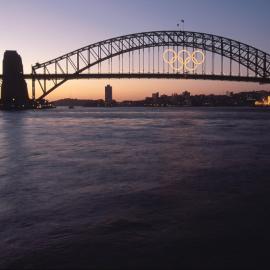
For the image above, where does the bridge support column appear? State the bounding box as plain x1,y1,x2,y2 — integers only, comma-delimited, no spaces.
1,51,32,109
32,76,36,100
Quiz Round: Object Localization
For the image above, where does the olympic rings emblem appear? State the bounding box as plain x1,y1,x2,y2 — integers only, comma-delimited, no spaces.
163,49,205,72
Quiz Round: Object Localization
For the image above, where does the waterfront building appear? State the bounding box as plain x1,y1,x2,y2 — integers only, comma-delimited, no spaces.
152,92,159,100
105,84,113,107
255,96,270,106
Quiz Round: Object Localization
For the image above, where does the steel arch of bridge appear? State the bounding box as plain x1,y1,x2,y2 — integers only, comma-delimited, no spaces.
32,31,270,100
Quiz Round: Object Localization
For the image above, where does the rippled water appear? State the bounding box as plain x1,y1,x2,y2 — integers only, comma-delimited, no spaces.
0,107,270,269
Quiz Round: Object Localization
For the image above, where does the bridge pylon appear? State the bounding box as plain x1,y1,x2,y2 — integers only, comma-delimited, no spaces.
0,51,33,109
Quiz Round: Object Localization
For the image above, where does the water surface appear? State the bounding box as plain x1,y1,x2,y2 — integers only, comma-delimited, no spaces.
0,107,270,269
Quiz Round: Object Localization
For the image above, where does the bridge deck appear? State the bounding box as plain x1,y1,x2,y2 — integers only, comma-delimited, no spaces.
0,73,269,84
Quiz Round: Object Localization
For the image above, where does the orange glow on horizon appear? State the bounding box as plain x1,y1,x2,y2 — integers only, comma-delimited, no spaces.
25,79,270,102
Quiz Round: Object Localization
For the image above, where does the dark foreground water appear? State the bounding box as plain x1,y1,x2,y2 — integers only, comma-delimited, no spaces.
0,107,270,270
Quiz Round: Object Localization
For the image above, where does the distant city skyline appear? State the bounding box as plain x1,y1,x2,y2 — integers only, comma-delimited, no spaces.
1,0,270,101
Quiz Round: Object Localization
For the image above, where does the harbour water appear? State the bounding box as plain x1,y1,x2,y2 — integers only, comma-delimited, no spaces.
0,107,270,269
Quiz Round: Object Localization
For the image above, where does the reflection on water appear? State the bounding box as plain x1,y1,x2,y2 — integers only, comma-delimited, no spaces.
0,107,270,269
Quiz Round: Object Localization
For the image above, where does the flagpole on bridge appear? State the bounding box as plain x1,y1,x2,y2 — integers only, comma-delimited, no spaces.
177,20,185,31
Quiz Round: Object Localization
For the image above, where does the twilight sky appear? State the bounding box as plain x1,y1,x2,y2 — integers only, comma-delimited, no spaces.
0,0,270,101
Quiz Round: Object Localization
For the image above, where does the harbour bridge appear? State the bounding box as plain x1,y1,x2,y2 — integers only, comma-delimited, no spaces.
1,30,270,101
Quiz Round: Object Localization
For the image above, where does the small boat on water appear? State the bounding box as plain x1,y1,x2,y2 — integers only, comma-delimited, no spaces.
69,105,74,109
